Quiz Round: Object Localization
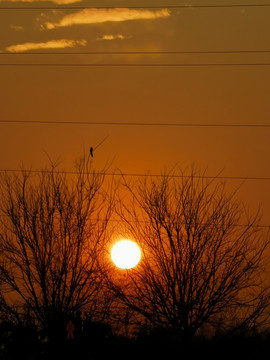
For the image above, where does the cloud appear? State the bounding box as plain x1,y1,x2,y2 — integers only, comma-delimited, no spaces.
97,34,126,41
9,25,24,31
1,0,83,3
44,8,171,30
5,39,87,53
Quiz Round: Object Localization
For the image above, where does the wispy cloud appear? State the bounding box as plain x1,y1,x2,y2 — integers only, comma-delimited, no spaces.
5,39,87,53
44,8,171,30
9,25,24,31
1,0,83,4
97,34,126,41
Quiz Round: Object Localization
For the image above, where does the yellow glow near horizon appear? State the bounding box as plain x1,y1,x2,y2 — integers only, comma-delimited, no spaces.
111,239,141,269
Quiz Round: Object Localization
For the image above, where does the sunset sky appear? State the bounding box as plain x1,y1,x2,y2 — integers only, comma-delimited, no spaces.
0,0,269,223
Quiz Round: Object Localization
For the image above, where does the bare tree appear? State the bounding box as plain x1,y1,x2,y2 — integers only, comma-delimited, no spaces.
109,168,270,340
0,156,114,340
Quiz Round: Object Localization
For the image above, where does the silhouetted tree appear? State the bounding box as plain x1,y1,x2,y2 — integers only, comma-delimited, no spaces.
0,156,114,342
109,168,270,341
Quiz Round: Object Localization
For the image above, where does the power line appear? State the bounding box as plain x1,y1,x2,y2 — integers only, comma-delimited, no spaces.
0,212,268,228
2,50,270,55
0,120,269,128
0,213,268,228
1,4,270,9
0,168,270,181
1,63,270,67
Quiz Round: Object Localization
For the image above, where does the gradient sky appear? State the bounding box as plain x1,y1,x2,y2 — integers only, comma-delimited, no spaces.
0,0,269,223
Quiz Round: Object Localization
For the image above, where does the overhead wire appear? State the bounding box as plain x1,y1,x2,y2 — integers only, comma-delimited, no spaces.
0,212,268,228
0,168,270,181
1,4,270,9
1,50,270,55
0,210,268,228
1,49,269,66
0,120,269,128
1,63,270,66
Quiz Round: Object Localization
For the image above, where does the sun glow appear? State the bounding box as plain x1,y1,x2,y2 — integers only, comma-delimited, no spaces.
111,239,141,269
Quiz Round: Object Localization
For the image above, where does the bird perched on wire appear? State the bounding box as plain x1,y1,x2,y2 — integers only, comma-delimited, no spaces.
89,135,109,159
90,147,94,157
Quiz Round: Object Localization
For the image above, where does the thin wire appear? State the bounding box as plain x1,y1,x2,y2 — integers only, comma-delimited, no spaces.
0,120,269,128
2,50,270,55
0,213,268,228
0,212,267,228
1,63,270,67
0,168,270,181
1,4,270,9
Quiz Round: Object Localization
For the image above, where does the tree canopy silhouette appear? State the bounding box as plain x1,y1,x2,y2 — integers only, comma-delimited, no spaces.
0,157,113,341
109,169,270,340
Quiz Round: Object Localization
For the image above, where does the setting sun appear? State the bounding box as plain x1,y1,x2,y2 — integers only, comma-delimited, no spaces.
111,239,141,269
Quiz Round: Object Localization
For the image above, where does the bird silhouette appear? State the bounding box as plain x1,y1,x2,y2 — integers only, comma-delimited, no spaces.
89,135,109,159
90,147,94,157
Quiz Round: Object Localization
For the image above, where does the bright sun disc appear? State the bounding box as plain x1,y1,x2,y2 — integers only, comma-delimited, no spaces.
111,240,141,269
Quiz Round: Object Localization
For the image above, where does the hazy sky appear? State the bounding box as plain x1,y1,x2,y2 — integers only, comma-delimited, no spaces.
0,0,269,223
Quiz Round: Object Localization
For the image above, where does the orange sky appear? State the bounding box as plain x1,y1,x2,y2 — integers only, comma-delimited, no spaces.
0,1,269,224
